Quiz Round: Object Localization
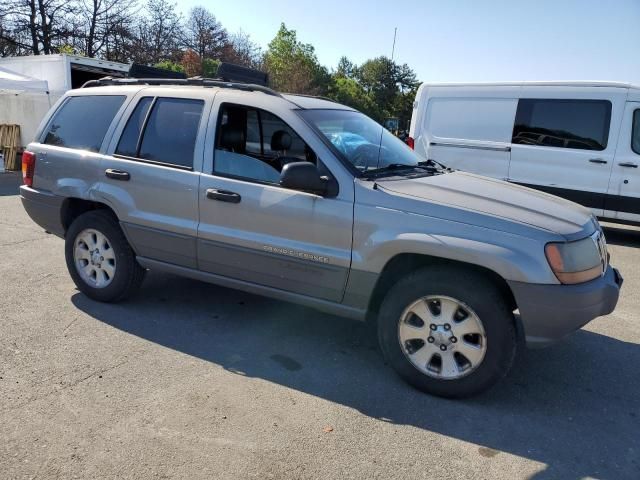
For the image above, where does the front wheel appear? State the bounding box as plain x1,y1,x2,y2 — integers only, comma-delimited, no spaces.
65,210,145,302
377,266,516,398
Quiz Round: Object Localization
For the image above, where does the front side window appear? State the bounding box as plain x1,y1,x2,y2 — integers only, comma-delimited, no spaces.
117,97,204,168
512,99,611,151
44,95,125,152
632,109,640,155
214,104,318,184
299,109,419,172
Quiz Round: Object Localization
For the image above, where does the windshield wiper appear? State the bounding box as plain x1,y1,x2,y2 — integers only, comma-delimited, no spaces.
361,163,422,177
362,161,446,178
418,159,452,171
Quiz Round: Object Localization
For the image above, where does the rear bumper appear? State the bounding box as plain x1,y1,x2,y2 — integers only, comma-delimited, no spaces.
20,185,65,237
508,266,622,347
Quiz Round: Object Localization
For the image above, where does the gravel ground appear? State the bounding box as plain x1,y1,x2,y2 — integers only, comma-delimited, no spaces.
1,176,638,479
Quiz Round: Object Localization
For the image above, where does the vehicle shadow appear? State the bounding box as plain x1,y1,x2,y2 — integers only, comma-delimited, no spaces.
602,224,640,248
71,272,639,480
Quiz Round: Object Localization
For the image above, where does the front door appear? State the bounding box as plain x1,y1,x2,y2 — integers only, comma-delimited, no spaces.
606,102,640,222
197,100,354,302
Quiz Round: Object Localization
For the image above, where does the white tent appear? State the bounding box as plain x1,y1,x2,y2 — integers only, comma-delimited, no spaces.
0,65,49,94
0,66,51,153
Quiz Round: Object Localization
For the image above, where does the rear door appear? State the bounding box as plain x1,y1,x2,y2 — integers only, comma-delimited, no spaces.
508,87,626,216
605,102,640,222
97,90,211,268
197,95,354,302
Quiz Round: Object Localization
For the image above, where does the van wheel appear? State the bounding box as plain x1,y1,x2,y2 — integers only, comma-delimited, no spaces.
65,210,145,302
377,266,516,398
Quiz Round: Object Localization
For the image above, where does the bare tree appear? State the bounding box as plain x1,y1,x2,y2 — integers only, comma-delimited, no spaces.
0,0,77,55
129,0,182,64
222,30,262,69
183,6,226,60
102,16,136,62
76,0,138,58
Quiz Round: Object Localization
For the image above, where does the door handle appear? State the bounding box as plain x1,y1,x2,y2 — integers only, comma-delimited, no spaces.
589,158,608,164
206,188,241,204
618,162,638,168
105,168,130,181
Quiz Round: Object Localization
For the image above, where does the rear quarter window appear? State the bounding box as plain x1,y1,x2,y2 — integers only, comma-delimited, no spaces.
43,95,125,152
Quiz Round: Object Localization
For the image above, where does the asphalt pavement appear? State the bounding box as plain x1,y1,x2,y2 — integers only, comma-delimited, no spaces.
0,181,638,479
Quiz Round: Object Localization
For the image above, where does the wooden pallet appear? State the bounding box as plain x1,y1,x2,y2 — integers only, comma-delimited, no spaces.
0,124,21,171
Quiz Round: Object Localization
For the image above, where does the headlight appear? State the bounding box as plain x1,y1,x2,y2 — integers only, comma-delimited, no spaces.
545,232,607,284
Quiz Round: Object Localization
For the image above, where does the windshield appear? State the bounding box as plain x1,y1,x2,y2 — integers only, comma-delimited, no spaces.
299,109,420,173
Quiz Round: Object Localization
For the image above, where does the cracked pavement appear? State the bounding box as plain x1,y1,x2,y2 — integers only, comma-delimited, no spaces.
0,173,638,479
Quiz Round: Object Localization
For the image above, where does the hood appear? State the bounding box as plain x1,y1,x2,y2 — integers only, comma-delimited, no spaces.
377,171,596,240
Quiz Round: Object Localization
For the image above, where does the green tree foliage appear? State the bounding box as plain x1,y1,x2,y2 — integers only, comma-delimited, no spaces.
326,55,419,126
202,58,220,77
154,60,184,72
263,25,419,128
328,77,379,120
264,23,328,95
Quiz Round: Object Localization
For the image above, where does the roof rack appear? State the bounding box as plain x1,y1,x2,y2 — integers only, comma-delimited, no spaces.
81,76,282,97
283,92,337,103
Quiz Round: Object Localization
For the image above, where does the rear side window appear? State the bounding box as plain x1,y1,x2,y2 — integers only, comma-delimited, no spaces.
632,109,640,155
137,98,204,168
512,99,611,151
43,95,125,152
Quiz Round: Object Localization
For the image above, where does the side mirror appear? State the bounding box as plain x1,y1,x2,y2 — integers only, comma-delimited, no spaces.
280,162,328,196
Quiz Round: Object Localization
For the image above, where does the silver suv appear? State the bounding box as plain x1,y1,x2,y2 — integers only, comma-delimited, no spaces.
20,77,622,397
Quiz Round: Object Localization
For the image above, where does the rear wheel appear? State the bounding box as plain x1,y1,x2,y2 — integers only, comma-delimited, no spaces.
65,210,145,302
377,266,516,398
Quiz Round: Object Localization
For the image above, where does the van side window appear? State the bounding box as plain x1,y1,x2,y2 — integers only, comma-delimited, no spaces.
121,97,204,169
214,104,318,184
43,95,125,152
632,110,640,155
512,99,611,151
116,97,154,157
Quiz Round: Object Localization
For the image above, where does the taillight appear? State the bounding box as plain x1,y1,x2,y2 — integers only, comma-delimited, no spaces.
22,151,36,187
407,136,415,150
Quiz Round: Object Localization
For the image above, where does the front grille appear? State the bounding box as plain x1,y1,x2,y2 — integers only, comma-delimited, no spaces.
592,230,608,275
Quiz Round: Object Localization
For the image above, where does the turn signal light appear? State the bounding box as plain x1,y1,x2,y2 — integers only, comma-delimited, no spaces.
22,151,36,187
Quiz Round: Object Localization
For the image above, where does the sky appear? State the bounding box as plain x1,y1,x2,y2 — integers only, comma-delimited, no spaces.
174,0,640,84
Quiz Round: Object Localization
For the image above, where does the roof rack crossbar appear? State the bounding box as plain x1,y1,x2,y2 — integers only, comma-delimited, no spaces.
81,76,282,97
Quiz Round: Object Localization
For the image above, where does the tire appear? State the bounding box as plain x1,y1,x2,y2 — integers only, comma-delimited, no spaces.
65,210,145,302
377,266,516,398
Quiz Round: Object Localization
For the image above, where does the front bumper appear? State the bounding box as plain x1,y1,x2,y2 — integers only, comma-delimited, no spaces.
508,266,623,347
20,185,65,237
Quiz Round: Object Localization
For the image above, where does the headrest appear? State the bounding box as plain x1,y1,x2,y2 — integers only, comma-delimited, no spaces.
220,125,245,151
271,130,292,151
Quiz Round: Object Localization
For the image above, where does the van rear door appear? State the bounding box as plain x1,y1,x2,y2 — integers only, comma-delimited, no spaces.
508,88,625,216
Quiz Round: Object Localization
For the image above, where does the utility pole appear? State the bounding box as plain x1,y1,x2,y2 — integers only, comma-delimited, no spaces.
391,27,397,61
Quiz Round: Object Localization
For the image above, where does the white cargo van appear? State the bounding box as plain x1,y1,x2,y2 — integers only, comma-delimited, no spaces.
409,82,640,224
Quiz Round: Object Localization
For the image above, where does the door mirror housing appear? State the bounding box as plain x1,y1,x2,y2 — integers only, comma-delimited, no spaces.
280,162,328,196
